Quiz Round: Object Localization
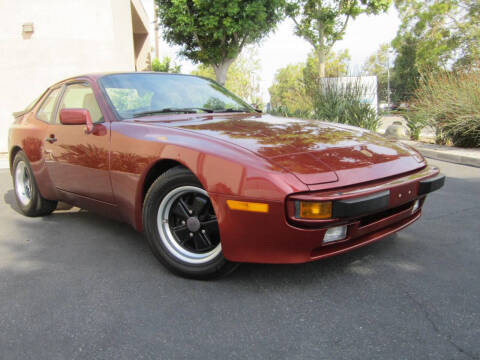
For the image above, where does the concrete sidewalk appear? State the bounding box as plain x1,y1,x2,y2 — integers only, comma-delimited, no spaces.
401,140,480,168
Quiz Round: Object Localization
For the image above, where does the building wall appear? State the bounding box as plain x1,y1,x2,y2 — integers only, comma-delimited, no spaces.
0,0,150,152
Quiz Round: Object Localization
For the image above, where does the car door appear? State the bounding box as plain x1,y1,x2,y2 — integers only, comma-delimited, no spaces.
44,81,114,203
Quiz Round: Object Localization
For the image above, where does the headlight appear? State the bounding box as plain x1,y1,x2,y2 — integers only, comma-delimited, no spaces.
296,201,332,219
324,225,348,243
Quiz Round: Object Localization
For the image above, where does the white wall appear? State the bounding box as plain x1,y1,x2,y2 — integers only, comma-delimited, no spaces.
0,0,143,152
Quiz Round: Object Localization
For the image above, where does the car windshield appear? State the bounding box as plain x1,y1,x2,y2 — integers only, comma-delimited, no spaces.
99,73,254,119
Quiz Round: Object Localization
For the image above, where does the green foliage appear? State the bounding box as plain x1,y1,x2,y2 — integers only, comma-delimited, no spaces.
151,56,181,73
307,78,381,131
269,54,381,131
397,109,427,140
106,89,153,112
391,34,420,102
362,43,390,103
269,63,313,118
392,0,480,101
304,49,351,80
410,70,480,147
156,0,285,83
268,50,350,118
191,48,264,108
286,0,391,76
394,0,479,70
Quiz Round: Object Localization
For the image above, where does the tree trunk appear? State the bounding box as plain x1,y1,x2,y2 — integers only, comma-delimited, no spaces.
317,15,326,78
318,49,326,78
213,58,235,85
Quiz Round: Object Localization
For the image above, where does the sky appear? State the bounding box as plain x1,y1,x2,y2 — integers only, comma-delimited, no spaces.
140,0,401,101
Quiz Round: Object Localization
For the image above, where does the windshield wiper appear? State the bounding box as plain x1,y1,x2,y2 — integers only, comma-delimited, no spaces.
213,108,248,113
132,107,214,118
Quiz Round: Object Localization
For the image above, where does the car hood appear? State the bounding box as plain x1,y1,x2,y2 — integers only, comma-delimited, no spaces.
133,113,425,186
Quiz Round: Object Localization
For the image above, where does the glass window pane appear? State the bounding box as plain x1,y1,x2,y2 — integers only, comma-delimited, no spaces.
100,74,253,119
57,83,104,124
37,88,61,123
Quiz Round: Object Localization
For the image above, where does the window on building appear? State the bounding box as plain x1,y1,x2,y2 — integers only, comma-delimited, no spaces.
56,83,104,124
36,88,61,123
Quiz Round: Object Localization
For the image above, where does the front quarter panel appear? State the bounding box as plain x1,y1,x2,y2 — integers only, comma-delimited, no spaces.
109,121,308,230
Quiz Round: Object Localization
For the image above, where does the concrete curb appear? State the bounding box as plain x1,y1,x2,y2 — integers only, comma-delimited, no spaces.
400,140,480,168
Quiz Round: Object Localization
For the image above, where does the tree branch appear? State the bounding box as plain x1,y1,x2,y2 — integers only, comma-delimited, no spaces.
185,1,205,53
339,13,351,36
239,34,249,52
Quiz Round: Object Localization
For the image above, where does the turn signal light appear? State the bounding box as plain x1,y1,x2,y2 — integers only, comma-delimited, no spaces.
227,200,269,213
297,201,332,219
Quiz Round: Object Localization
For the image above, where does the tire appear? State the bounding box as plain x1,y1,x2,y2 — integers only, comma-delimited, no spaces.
143,166,238,279
12,151,57,217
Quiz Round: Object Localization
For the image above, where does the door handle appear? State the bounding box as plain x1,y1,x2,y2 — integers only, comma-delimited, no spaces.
45,135,57,144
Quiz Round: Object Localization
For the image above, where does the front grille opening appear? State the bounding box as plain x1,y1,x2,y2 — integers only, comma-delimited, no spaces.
359,201,413,227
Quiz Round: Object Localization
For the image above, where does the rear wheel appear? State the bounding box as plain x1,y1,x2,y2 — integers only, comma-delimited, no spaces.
143,166,238,279
12,151,57,216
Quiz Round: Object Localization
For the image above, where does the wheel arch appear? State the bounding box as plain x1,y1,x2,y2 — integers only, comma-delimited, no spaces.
9,146,22,175
135,158,200,231
142,159,187,201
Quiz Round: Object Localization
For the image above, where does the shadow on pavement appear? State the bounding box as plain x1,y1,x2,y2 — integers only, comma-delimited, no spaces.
4,189,79,215
229,233,399,284
3,189,20,214
2,186,408,285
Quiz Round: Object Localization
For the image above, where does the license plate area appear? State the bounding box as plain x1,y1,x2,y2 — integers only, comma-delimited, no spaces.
388,183,418,208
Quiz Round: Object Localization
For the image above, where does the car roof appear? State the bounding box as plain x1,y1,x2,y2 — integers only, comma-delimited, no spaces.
50,72,199,87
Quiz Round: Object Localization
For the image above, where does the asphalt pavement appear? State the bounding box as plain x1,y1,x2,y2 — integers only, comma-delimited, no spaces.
0,159,479,360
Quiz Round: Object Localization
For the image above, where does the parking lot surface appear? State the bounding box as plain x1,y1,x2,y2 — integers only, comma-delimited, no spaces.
0,159,479,360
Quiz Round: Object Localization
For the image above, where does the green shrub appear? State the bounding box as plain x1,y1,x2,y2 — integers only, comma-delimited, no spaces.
397,110,428,141
411,70,480,147
151,56,181,73
307,78,381,131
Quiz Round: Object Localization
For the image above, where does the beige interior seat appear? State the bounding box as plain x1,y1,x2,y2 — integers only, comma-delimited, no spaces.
83,93,103,123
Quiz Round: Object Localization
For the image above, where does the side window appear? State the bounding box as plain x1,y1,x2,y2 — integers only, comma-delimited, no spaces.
36,88,61,123
56,83,104,124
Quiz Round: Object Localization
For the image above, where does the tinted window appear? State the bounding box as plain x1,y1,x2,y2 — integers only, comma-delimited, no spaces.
37,88,61,123
56,83,104,124
100,74,253,119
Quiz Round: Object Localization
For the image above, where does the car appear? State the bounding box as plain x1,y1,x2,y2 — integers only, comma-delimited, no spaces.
9,72,445,279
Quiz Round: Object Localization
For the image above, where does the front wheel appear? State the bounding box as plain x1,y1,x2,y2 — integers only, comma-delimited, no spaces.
143,167,238,279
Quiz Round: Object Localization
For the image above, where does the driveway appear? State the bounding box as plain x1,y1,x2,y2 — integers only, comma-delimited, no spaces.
0,159,479,360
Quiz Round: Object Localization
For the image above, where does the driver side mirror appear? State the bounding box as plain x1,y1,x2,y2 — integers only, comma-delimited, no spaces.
59,108,94,133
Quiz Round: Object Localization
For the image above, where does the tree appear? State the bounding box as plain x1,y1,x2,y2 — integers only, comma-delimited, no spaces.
286,0,391,77
391,34,419,101
362,43,390,102
394,0,480,70
192,47,264,108
151,56,182,73
269,63,312,117
304,49,351,82
390,0,480,101
156,0,285,85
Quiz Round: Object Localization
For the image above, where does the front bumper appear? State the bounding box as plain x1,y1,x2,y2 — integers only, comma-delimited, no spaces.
331,173,445,218
210,165,444,264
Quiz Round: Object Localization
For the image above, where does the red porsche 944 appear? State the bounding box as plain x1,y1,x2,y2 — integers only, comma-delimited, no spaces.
9,73,445,278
